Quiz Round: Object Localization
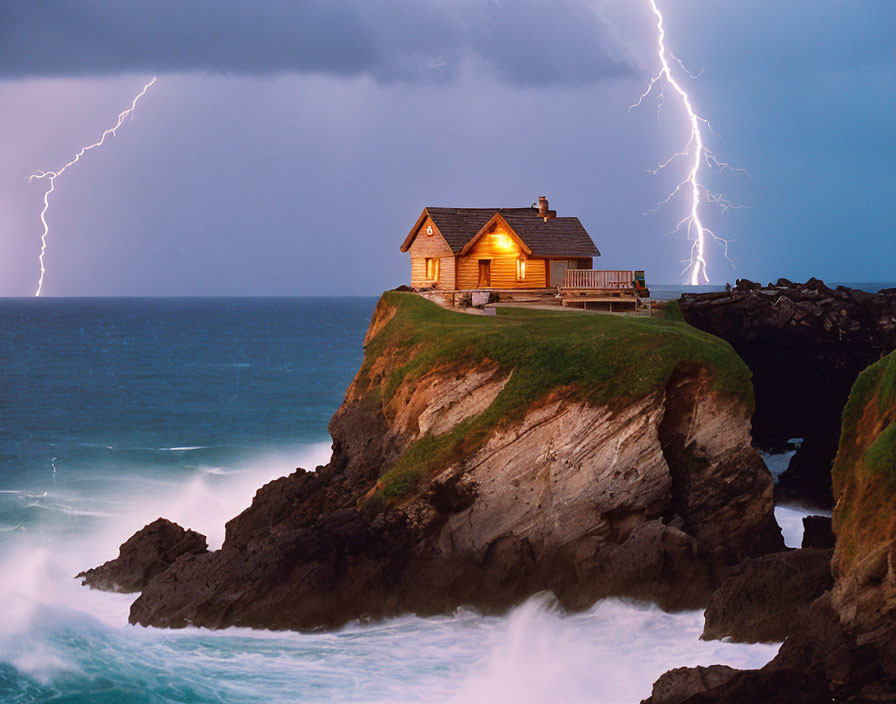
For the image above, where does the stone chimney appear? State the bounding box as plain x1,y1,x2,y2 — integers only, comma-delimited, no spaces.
537,196,556,221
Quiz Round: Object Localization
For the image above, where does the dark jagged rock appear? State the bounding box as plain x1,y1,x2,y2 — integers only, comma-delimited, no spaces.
645,667,831,704
700,547,833,643
84,292,784,630
679,668,833,703
648,351,896,702
733,278,761,291
647,594,887,702
767,593,891,701
801,515,834,549
77,518,207,593
677,594,894,703
641,665,737,704
679,278,896,507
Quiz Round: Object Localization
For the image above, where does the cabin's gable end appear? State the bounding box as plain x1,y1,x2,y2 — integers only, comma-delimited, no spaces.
455,216,546,289
406,214,455,289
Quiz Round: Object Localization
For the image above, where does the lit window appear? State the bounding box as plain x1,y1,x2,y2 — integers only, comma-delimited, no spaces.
516,255,526,282
425,257,440,281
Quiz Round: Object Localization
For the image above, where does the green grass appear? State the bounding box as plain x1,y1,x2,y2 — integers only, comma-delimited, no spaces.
363,292,755,501
835,351,896,486
832,350,896,572
663,299,684,322
879,350,896,412
864,422,896,482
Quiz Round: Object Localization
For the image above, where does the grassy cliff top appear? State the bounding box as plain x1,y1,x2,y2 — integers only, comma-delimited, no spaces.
832,350,896,571
834,350,896,487
360,292,755,501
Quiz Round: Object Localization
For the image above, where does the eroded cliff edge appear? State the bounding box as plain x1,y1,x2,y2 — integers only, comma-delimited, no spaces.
678,279,896,506
644,350,896,703
830,349,896,674
85,292,783,629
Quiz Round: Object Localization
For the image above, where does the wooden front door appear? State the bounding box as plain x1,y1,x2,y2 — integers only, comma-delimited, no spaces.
477,260,491,288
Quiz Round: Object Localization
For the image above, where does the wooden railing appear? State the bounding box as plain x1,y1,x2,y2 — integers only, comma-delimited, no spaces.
563,269,635,290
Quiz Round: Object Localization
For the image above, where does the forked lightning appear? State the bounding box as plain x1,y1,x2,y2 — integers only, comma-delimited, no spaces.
631,0,741,285
29,78,156,296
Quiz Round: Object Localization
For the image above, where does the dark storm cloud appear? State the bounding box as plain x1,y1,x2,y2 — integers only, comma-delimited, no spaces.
0,0,634,84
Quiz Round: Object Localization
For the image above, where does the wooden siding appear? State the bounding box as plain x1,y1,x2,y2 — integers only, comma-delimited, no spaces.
408,217,455,289
455,227,547,289
410,256,456,289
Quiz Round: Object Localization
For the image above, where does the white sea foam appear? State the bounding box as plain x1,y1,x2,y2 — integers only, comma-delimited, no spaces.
203,466,238,475
23,501,117,518
775,504,832,549
760,449,796,480
0,442,813,702
147,441,332,550
447,596,779,704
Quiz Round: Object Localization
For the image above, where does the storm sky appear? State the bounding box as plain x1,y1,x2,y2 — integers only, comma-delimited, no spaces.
1,0,893,295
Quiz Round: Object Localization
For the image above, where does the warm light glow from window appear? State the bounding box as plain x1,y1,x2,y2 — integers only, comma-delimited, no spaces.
492,231,516,253
516,255,526,282
425,257,440,281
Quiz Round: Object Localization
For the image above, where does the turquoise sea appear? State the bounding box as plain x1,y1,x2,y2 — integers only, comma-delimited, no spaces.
1,297,805,703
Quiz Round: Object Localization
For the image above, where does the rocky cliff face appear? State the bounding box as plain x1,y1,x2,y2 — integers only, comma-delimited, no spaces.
830,349,896,671
644,350,896,703
679,279,896,507
86,292,782,630
76,518,208,593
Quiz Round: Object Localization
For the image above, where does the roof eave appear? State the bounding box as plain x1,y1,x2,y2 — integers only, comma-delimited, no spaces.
399,209,430,252
529,249,600,258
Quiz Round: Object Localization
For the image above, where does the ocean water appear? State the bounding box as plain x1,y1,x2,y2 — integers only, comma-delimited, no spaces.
1,298,801,703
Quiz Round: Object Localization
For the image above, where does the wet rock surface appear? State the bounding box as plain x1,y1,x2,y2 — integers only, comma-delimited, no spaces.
700,547,833,643
77,518,208,593
674,593,894,703
641,665,738,704
679,278,896,507
801,515,834,549
648,592,895,702
648,350,896,702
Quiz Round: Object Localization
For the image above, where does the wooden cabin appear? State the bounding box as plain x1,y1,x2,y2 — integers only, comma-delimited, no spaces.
400,197,600,290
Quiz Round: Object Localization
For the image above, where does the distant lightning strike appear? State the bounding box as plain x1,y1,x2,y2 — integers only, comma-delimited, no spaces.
29,78,157,296
631,0,742,285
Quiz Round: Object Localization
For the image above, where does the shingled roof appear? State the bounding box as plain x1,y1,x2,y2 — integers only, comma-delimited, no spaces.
402,206,600,258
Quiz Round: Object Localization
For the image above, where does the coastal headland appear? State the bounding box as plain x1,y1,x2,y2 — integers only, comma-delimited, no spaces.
85,290,781,627
82,284,896,698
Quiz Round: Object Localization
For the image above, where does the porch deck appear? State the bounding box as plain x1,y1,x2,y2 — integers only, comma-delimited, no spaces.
561,269,643,292
559,269,649,312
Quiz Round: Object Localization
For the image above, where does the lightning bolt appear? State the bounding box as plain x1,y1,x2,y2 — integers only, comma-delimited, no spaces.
631,1,741,285
29,78,157,297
